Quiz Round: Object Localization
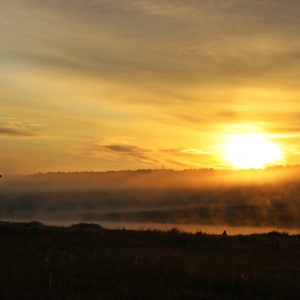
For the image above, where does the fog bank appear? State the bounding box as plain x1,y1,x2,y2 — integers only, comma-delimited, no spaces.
0,167,299,229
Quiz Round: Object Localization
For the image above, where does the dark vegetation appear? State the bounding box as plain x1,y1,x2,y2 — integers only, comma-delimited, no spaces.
0,221,299,299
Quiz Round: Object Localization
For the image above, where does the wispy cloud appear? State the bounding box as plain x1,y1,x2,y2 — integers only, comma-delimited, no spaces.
180,149,213,155
3,0,300,89
85,140,159,165
79,137,216,170
0,127,34,137
0,120,44,137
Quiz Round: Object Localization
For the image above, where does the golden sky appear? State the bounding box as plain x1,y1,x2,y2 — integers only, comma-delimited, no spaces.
1,0,300,174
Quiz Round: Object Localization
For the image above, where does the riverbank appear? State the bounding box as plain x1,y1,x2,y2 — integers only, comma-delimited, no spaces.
0,221,299,299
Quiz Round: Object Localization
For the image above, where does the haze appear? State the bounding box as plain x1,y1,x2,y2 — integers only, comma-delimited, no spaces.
0,168,299,231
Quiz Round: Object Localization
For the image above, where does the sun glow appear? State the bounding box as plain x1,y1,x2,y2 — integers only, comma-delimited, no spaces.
223,133,283,169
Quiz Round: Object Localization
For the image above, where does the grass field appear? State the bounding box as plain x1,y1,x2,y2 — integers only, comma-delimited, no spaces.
0,221,299,299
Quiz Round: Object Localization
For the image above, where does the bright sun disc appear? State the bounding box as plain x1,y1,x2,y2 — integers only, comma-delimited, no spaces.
223,133,283,169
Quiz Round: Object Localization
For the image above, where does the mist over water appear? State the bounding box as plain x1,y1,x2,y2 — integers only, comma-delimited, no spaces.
0,167,299,233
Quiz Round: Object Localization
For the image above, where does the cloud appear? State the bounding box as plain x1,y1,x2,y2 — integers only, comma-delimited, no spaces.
80,137,217,170
86,141,160,165
0,119,44,137
3,0,300,91
162,148,213,156
0,127,34,137
180,149,213,155
103,144,142,153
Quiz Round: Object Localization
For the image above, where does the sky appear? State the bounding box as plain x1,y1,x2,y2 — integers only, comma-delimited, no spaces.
1,0,300,174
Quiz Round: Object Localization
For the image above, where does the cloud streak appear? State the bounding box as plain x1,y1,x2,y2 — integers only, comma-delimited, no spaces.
0,120,45,137
0,127,34,137
3,0,300,88
80,138,216,170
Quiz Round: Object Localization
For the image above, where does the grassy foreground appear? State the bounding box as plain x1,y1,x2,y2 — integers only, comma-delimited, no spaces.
0,221,299,299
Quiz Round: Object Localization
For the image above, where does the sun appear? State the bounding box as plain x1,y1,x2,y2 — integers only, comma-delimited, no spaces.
222,133,283,169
